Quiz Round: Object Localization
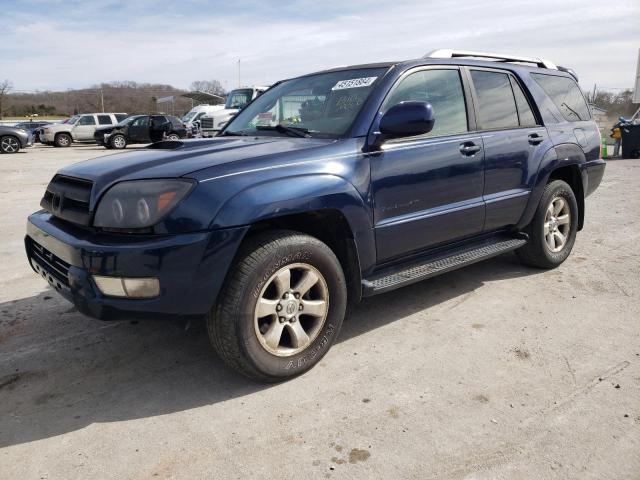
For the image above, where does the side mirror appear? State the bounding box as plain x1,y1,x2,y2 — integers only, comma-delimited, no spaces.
379,101,435,140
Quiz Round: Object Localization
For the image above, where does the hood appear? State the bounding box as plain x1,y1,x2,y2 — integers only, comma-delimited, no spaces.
94,126,116,135
57,136,335,201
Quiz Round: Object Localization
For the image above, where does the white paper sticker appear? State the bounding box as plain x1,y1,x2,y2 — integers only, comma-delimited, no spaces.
331,77,378,90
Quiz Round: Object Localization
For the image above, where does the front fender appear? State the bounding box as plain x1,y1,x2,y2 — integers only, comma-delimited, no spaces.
211,174,376,272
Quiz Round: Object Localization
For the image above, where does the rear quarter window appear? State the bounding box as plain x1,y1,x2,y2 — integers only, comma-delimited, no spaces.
531,73,590,122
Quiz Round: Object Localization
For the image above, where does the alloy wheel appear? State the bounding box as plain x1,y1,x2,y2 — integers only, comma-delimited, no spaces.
254,263,329,357
544,196,571,252
1,137,19,153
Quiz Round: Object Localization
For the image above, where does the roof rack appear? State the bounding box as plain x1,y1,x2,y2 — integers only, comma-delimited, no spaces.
425,49,558,70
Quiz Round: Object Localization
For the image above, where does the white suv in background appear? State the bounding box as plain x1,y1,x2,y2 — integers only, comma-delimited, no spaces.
40,113,128,147
200,86,268,137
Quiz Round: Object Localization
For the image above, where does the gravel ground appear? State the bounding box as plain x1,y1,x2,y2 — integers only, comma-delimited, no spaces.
0,144,639,480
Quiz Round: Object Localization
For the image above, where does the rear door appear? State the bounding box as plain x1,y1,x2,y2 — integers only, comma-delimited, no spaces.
466,68,549,231
72,115,97,140
371,67,485,262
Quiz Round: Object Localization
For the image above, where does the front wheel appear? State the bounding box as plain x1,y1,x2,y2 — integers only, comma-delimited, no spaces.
516,180,578,269
167,133,180,141
110,134,127,149
54,133,72,147
208,230,347,382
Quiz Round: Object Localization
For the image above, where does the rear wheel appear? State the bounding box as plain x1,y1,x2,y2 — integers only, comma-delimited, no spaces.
110,134,127,149
54,133,72,148
0,136,20,154
516,180,578,268
207,230,347,382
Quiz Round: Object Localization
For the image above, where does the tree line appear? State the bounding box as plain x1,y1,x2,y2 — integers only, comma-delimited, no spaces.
0,79,227,118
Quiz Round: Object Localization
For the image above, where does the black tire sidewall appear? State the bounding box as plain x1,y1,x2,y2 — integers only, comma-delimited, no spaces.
55,133,71,147
531,180,578,266
110,135,126,149
228,236,346,379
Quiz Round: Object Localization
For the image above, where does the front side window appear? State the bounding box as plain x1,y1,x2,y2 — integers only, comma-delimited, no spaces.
97,114,112,125
225,67,389,138
382,69,468,137
531,73,590,122
470,70,519,130
77,115,96,126
131,116,150,127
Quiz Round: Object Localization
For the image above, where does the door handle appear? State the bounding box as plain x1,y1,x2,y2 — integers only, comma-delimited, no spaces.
459,142,481,156
528,133,544,145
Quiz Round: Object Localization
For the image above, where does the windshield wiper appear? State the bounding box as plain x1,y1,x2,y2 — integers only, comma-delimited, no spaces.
222,130,249,136
256,124,311,138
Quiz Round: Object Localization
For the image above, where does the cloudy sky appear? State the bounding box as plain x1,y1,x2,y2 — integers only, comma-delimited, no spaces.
2,0,639,93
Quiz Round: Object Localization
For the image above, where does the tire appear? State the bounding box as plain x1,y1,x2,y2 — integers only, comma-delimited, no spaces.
630,149,640,159
109,134,127,149
208,230,347,382
0,136,21,154
516,180,578,269
167,133,180,141
54,133,72,148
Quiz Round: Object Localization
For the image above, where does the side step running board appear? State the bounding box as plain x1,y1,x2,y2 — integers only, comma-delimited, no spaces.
362,236,527,296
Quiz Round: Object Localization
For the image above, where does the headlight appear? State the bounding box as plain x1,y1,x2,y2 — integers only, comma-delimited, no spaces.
93,179,194,229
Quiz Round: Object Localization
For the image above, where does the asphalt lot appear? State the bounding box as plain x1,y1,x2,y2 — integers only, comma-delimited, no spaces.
0,143,639,479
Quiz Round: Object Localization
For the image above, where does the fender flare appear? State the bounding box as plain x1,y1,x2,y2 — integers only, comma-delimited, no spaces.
517,142,586,230
211,174,377,272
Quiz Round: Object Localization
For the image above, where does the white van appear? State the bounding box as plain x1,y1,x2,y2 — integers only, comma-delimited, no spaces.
181,105,225,133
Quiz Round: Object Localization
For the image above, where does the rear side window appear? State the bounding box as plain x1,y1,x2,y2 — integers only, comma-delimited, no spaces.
510,78,538,127
383,69,468,137
470,70,519,130
97,115,112,125
531,73,590,122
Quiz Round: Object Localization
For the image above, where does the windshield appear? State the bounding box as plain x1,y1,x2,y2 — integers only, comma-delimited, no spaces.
116,115,139,127
225,89,254,109
181,110,199,123
224,67,388,138
66,115,80,125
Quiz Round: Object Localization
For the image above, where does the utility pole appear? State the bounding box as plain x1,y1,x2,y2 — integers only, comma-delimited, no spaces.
99,88,105,112
238,58,241,88
591,84,597,103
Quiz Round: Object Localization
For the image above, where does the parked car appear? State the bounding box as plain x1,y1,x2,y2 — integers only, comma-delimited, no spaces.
0,125,34,153
26,50,605,381
94,115,187,149
40,113,128,147
200,86,268,137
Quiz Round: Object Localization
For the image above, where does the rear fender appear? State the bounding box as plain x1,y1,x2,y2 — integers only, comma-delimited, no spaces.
516,143,586,230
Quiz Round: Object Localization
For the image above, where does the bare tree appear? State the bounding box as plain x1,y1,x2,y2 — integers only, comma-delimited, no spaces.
0,79,13,119
189,80,226,96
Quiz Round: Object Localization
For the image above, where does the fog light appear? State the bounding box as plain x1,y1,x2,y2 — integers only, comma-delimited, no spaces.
93,276,159,298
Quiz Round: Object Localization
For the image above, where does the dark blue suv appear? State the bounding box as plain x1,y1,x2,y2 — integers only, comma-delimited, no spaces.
26,50,605,381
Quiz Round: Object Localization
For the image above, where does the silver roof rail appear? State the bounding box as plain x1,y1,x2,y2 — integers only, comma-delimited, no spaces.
425,49,558,70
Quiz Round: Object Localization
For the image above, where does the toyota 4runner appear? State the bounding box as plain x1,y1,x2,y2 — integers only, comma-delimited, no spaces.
26,50,605,381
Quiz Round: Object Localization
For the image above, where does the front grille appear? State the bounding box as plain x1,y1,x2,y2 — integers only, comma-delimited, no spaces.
41,174,93,226
27,237,70,287
200,117,214,129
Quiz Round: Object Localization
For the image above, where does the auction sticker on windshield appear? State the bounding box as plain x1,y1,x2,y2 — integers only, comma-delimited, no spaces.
332,77,378,90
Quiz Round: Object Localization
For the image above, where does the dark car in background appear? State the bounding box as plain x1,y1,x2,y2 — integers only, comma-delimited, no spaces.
14,121,56,143
94,114,187,149
0,125,34,153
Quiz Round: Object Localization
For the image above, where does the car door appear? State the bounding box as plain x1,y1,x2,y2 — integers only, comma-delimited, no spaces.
72,115,97,140
128,116,151,143
371,67,485,262
466,68,549,231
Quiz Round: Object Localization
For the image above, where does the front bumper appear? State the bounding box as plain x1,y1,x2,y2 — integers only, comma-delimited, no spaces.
25,211,248,320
